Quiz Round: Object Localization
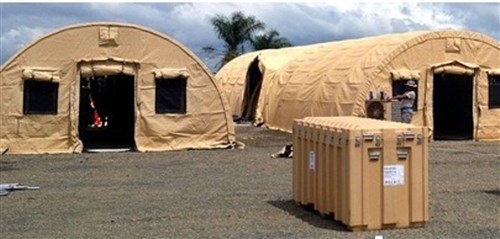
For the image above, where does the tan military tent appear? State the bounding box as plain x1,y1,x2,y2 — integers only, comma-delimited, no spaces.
0,22,236,154
216,30,500,141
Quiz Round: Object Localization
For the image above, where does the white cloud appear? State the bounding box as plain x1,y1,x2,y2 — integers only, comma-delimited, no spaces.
0,2,498,71
253,2,467,42
88,3,166,22
0,26,52,63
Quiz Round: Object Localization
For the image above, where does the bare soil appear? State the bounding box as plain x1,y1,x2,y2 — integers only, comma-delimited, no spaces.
0,125,499,239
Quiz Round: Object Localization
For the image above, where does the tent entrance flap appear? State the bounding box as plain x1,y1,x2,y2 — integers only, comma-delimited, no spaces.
240,58,263,122
433,73,473,140
78,74,136,150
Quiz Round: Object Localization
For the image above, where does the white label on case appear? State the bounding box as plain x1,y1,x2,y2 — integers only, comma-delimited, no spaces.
384,165,404,186
308,151,316,171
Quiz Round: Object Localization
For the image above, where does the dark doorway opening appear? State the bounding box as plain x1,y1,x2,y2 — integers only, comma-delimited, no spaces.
433,73,473,140
79,74,136,150
239,58,263,122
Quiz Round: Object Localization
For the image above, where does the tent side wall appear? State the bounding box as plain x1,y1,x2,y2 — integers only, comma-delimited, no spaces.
355,31,500,141
215,52,261,118
252,46,313,125
0,22,235,154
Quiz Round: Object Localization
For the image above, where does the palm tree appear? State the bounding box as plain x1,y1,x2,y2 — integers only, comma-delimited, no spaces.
251,30,293,50
204,11,265,70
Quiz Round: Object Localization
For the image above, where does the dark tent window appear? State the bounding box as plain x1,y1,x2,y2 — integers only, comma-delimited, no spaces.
392,79,418,112
155,77,187,114
489,75,500,109
23,80,59,115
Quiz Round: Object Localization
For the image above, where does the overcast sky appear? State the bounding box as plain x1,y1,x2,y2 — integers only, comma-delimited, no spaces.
1,2,499,71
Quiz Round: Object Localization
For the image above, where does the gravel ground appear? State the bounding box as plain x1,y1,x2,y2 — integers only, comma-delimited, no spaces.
0,125,499,239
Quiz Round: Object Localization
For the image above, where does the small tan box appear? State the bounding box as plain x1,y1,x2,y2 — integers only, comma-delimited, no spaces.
292,116,429,231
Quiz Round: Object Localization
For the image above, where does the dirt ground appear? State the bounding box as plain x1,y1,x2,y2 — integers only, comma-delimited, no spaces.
0,125,499,239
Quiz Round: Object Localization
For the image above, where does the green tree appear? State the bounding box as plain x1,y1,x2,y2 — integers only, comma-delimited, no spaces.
203,11,265,70
251,30,292,50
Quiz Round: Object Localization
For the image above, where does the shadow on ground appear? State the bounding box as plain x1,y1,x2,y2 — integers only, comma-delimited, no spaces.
483,189,500,196
0,161,16,172
267,199,348,231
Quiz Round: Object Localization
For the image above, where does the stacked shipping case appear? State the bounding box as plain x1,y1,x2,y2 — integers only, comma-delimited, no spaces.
292,116,429,231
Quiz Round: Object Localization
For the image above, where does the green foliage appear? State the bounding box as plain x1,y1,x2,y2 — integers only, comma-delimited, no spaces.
251,30,292,50
204,11,265,70
204,11,292,71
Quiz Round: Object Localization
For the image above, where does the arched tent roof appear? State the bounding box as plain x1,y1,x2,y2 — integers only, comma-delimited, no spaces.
0,22,210,74
0,22,236,154
216,30,500,140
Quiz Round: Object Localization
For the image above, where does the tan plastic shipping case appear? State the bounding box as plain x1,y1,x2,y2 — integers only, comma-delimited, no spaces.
292,116,429,231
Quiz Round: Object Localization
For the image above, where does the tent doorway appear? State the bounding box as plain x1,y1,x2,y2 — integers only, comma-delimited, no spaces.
78,74,136,150
240,58,263,122
433,73,473,140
